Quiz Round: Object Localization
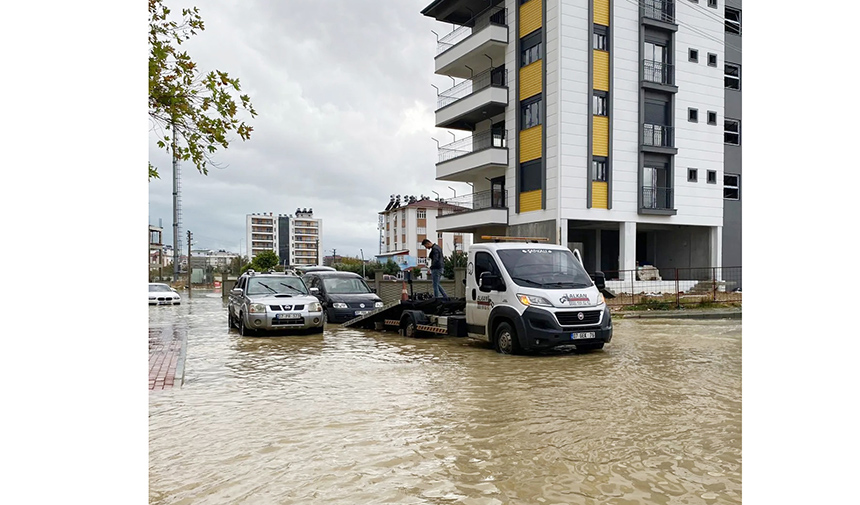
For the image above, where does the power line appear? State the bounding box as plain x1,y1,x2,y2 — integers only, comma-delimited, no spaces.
621,0,742,54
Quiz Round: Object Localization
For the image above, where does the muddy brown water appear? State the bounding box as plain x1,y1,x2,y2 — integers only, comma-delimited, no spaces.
150,292,741,505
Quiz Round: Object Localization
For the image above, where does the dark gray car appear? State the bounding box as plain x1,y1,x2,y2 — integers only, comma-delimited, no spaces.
302,271,383,324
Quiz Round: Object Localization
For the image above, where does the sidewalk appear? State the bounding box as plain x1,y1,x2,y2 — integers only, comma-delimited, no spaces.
612,308,741,320
149,325,187,391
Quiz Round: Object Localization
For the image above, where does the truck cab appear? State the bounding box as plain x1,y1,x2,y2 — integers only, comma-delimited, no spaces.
464,240,612,354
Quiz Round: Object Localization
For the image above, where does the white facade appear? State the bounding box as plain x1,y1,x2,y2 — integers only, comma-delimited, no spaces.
423,0,732,275
379,197,473,266
246,211,323,266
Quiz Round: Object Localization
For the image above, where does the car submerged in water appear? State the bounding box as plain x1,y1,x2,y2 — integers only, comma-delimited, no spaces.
227,270,325,336
149,283,181,305
302,271,384,324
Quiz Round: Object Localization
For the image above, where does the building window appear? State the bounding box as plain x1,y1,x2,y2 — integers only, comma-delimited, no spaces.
688,168,698,182
521,95,542,129
707,53,717,67
688,108,698,122
707,170,717,184
521,29,542,67
724,174,740,200
725,63,740,89
707,111,717,125
520,160,542,192
725,118,740,145
417,209,426,219
689,48,698,62
593,157,607,182
707,0,717,8
725,7,741,35
593,25,608,51
593,93,607,116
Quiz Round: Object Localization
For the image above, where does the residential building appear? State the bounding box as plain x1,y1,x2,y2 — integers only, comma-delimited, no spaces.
722,0,741,282
421,0,737,278
246,209,323,267
149,224,163,272
377,194,473,267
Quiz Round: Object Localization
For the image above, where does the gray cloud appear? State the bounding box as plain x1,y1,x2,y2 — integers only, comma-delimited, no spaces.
149,0,470,260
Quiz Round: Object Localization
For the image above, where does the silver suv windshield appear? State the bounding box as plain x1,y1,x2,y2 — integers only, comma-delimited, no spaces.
322,277,371,294
246,276,308,296
497,248,593,289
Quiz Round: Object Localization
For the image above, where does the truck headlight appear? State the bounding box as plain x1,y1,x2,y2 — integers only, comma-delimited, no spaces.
517,294,552,307
332,302,348,309
249,303,266,313
597,293,605,305
309,302,322,312
374,301,384,308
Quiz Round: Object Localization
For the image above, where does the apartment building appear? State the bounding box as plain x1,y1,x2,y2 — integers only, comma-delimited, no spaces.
422,0,740,278
378,195,473,267
722,0,741,276
246,209,323,266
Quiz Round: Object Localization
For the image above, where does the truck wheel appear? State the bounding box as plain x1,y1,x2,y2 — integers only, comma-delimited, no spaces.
402,313,417,338
239,314,255,337
495,321,521,355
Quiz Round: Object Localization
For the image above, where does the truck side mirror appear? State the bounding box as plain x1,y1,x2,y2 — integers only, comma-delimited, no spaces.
591,271,606,290
479,272,503,292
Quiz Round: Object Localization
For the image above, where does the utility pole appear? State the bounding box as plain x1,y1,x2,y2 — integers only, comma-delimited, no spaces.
172,121,181,282
187,230,193,297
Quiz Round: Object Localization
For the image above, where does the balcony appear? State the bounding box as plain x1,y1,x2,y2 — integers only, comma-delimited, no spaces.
640,186,676,215
434,6,508,79
642,124,677,154
436,68,508,130
436,189,508,232
436,130,508,182
642,60,677,92
641,0,677,31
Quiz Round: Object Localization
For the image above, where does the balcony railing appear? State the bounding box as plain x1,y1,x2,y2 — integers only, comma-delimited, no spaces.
438,129,507,163
439,189,508,216
641,0,675,23
643,124,674,148
642,186,673,210
643,59,673,85
438,68,508,109
436,5,507,56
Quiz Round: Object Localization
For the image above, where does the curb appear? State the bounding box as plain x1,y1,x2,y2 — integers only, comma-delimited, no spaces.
613,309,741,320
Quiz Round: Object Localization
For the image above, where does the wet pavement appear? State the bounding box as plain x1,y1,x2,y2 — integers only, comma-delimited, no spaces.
150,291,742,504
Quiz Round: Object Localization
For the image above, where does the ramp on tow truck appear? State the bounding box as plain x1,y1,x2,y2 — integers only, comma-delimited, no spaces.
341,298,467,336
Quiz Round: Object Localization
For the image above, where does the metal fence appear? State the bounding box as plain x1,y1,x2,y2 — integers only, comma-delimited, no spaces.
643,59,673,85
601,266,742,308
643,124,674,148
641,0,675,23
437,68,508,109
437,130,507,163
437,189,508,216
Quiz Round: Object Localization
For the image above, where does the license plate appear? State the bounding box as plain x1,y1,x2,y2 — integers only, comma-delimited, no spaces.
276,313,301,319
571,332,595,340
355,310,371,316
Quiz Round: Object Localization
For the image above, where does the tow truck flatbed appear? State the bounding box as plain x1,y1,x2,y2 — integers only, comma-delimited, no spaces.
341,297,468,337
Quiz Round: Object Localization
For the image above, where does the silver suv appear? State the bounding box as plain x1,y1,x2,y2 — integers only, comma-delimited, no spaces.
227,270,324,336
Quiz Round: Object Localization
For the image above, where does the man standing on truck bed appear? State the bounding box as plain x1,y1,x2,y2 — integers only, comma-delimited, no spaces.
422,238,449,301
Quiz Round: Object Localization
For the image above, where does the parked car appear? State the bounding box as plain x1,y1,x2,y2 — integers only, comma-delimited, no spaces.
227,270,324,336
294,265,336,276
149,283,181,305
302,271,384,324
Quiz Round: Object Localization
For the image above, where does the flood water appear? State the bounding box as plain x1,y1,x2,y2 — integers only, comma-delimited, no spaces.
150,292,741,505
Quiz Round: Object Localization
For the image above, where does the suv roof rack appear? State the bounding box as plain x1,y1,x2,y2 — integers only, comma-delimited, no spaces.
481,235,548,243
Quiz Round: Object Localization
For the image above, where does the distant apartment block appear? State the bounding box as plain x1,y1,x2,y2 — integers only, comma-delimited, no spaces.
422,0,741,280
246,209,323,266
377,195,473,266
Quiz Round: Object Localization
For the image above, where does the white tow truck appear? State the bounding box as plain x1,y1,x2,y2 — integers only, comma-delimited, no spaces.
343,237,613,354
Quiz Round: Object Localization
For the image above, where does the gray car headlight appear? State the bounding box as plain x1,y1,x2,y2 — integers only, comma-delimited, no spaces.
249,303,267,313
309,302,322,312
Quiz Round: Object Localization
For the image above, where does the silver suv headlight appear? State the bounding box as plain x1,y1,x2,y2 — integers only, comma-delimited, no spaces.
517,293,553,307
332,302,348,309
249,303,267,313
309,302,322,312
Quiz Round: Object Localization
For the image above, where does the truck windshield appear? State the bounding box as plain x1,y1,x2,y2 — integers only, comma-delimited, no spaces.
497,248,593,289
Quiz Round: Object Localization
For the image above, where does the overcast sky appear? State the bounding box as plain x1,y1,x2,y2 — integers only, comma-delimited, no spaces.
148,0,472,260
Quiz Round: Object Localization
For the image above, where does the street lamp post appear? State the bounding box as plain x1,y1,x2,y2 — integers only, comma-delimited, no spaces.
360,248,365,278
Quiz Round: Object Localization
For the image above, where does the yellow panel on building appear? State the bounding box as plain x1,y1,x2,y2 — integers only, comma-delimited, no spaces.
593,115,609,157
520,0,542,38
519,125,542,162
519,189,542,212
520,60,542,101
594,0,610,27
593,50,609,91
592,181,608,209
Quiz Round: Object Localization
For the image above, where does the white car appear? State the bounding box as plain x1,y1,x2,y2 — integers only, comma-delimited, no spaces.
149,283,181,305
